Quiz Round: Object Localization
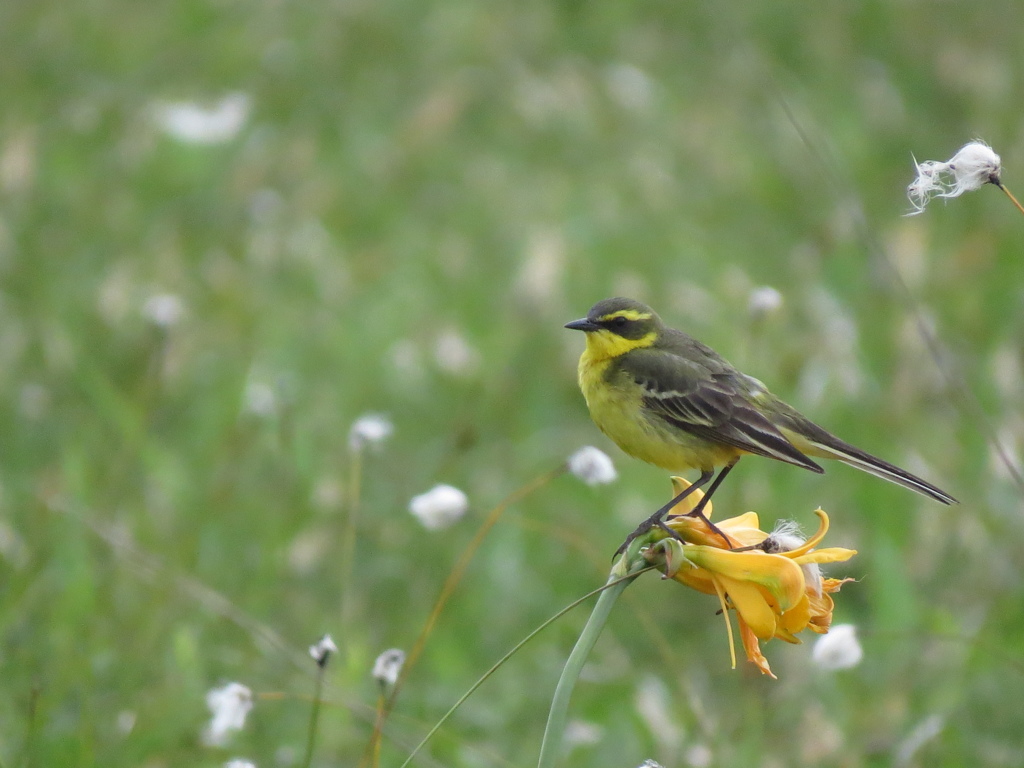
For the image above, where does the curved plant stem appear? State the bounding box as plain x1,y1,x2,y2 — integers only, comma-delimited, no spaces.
364,464,568,768
536,551,649,768
397,567,653,768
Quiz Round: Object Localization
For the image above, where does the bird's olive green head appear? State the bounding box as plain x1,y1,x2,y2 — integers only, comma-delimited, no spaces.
565,298,663,360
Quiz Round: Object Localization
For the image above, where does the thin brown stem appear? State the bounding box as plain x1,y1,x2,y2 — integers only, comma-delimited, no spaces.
995,180,1024,217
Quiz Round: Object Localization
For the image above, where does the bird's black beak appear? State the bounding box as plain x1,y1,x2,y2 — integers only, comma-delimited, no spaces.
564,318,599,332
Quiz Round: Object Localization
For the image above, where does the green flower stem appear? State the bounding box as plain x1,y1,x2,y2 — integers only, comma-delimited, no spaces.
537,547,649,768
300,665,326,768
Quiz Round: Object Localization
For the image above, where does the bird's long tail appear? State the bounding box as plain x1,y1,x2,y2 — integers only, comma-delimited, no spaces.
784,427,957,504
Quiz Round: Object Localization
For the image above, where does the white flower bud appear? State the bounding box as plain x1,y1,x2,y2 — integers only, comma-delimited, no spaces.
567,446,618,486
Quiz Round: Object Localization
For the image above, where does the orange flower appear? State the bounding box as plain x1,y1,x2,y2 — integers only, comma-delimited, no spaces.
649,478,857,678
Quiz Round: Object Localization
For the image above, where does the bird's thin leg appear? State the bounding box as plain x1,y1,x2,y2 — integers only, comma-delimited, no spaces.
613,469,714,557
673,458,739,548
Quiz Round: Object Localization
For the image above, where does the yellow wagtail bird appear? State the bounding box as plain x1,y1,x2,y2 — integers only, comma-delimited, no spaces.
565,297,956,553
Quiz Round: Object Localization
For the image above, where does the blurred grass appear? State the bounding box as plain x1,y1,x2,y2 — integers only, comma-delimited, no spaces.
2,0,1024,766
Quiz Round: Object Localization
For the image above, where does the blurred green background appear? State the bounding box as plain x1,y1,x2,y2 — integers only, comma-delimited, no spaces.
3,1,1024,766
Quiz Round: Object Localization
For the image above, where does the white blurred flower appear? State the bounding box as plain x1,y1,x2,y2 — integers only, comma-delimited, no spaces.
348,413,393,452
409,484,468,530
244,381,277,418
685,745,713,768
605,63,654,112
142,293,185,328
748,286,783,320
154,93,251,145
308,634,338,667
116,710,137,735
434,328,480,376
811,623,863,670
224,760,256,768
567,446,618,486
637,761,665,768
203,682,253,747
906,141,1002,215
564,719,603,748
372,648,406,687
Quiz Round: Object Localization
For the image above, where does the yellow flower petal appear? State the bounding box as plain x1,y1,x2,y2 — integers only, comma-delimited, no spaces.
792,547,858,565
684,547,806,612
779,508,830,558
668,476,710,518
738,618,775,678
716,575,779,639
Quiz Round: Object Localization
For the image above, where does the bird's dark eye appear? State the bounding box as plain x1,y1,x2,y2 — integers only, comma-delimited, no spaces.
609,316,628,329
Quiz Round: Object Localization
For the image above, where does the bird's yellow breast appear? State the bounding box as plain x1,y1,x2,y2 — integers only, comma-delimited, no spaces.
576,334,742,473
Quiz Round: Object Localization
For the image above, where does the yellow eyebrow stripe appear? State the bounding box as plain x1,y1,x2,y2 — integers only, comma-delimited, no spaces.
600,309,653,322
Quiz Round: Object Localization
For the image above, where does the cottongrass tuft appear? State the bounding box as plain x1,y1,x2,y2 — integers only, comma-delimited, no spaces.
811,623,864,670
224,760,256,768
153,93,251,145
348,413,394,452
409,484,468,530
142,293,185,329
308,634,338,668
372,648,406,688
906,140,1002,215
748,286,783,320
203,682,253,747
567,446,618,486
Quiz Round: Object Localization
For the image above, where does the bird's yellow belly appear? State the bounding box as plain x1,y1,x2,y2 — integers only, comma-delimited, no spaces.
578,356,740,473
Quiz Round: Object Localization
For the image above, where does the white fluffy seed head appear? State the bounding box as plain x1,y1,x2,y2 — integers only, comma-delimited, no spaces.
372,648,406,687
567,446,618,486
811,623,864,670
748,286,783,320
308,634,338,666
906,140,1001,215
203,682,253,747
348,413,393,452
153,93,251,145
408,484,468,530
947,141,1002,192
142,293,185,328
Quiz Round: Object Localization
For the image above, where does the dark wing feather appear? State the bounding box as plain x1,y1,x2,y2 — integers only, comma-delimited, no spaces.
625,349,824,473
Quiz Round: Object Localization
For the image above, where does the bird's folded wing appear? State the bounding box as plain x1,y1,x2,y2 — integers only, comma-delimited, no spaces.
629,353,823,472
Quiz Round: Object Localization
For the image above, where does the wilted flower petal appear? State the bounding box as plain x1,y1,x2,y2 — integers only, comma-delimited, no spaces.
567,446,618,485
409,484,468,530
